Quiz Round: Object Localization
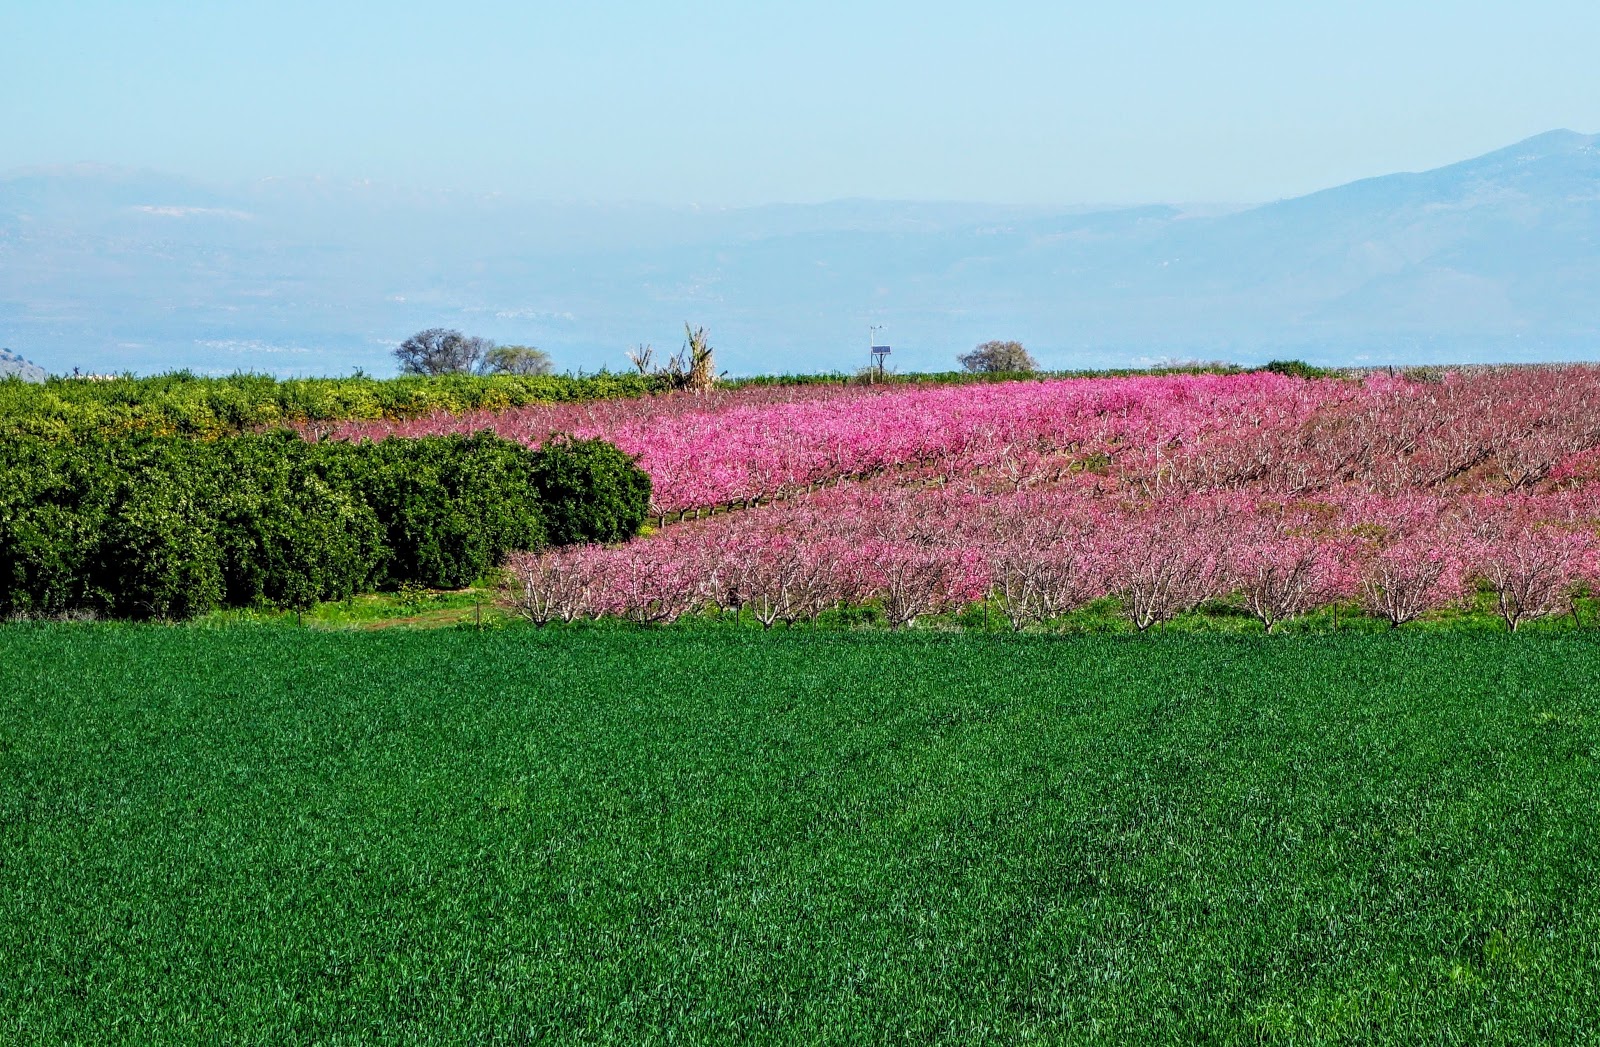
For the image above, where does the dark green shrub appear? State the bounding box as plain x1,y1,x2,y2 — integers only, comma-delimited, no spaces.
1259,360,1335,380
91,442,226,619
210,437,384,610
0,430,622,619
530,435,651,545
98,480,224,620
0,437,119,616
353,434,547,590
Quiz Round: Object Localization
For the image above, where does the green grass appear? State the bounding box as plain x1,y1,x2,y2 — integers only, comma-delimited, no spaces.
200,586,509,631
192,581,1600,636
3,627,1599,1043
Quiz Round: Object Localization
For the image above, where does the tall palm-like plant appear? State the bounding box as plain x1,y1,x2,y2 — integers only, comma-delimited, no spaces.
683,324,716,394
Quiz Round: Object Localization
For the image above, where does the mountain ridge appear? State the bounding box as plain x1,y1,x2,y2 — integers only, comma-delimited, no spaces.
2,130,1596,376
0,349,47,382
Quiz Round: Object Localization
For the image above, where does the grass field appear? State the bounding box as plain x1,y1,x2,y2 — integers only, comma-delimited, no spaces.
3,627,1598,1043
199,578,1600,636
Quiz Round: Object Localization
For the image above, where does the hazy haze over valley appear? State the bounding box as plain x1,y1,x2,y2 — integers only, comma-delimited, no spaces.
2,130,1597,377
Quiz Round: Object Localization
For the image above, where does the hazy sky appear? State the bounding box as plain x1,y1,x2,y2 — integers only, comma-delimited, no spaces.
6,0,1598,205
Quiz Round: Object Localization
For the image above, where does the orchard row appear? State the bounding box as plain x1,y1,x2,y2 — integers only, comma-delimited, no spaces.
331,367,1600,515
504,482,1600,632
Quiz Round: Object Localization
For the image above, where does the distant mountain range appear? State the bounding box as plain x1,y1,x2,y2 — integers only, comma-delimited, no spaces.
0,349,45,382
2,130,1597,377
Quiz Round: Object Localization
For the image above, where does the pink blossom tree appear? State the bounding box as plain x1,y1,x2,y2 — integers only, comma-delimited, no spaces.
862,541,987,629
1357,540,1464,628
1463,511,1596,631
1106,505,1227,631
502,550,592,625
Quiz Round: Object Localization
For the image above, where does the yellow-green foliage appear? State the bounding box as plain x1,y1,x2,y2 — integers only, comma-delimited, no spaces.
0,370,663,438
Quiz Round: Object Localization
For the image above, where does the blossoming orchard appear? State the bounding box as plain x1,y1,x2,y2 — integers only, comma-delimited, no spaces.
326,368,1600,631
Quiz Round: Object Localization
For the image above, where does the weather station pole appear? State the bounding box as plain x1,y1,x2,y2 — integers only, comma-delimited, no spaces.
869,325,889,379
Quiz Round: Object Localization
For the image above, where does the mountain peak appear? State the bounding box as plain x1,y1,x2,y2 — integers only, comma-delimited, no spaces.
1484,128,1600,163
1510,128,1598,151
4,129,1600,374
0,349,48,383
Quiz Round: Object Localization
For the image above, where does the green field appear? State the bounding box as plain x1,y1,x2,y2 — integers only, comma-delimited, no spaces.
3,627,1598,1043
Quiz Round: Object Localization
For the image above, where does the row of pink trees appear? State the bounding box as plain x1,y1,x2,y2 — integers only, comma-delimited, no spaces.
506,536,987,630
318,364,1600,632
503,484,1600,632
327,367,1600,515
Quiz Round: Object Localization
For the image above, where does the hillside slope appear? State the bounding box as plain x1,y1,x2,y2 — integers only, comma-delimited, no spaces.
1,132,1596,375
0,349,45,382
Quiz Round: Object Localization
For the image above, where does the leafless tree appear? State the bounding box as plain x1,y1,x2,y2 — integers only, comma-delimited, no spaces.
393,328,494,376
958,340,1038,374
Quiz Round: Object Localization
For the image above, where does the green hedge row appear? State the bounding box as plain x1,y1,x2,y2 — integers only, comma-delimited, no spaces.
0,371,665,439
0,432,649,620
726,364,1257,389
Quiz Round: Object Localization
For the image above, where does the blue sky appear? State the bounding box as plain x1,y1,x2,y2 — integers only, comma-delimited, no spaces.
5,0,1599,205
